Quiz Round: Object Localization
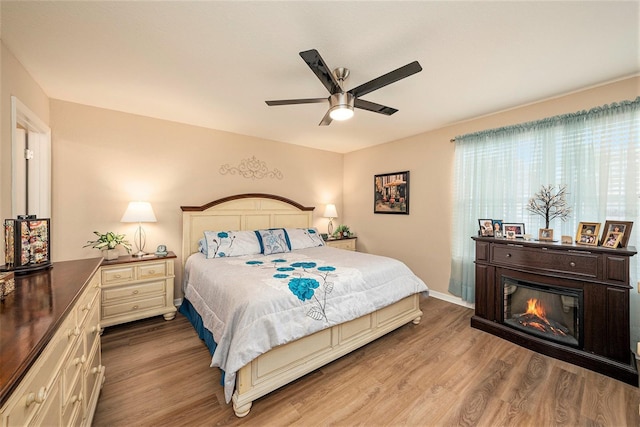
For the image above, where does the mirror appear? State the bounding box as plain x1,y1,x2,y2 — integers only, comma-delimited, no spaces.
11,96,51,218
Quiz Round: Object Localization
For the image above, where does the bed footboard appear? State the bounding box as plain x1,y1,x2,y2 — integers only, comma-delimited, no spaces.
231,293,422,417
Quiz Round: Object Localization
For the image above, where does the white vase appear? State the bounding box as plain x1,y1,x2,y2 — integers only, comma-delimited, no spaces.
103,249,119,261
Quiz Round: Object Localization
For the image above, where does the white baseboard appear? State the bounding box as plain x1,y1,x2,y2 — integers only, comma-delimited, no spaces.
428,290,475,309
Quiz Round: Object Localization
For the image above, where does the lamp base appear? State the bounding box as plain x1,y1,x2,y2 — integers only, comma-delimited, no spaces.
132,250,147,257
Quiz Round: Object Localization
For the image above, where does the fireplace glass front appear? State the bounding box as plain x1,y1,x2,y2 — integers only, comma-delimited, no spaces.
502,277,582,347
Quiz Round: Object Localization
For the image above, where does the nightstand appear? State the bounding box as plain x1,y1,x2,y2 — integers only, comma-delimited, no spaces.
100,252,177,327
325,237,357,251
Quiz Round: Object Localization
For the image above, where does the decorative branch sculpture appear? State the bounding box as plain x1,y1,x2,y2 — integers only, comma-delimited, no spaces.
526,184,571,229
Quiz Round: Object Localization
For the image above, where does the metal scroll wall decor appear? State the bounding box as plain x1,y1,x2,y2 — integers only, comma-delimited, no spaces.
219,156,284,180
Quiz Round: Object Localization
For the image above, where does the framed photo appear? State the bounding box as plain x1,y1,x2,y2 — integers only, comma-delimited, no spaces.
492,220,503,238
602,231,623,248
478,219,494,236
538,228,554,241
502,223,525,238
374,171,409,214
600,220,633,248
575,222,600,246
561,235,573,244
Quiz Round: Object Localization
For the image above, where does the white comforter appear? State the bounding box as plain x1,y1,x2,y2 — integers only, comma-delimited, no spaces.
183,246,429,403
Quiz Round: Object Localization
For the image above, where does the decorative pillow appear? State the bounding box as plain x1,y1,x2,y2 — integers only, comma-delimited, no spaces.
202,230,261,259
285,228,325,250
198,237,208,256
254,228,291,255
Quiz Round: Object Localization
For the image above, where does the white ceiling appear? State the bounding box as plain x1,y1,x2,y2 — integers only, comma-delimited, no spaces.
1,1,638,153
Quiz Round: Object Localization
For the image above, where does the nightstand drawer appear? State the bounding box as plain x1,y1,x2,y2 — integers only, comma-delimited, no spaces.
101,266,134,285
102,280,165,303
325,238,356,251
138,262,166,279
102,295,166,318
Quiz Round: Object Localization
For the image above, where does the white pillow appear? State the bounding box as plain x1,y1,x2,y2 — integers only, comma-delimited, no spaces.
285,228,325,250
255,228,291,255
202,230,261,259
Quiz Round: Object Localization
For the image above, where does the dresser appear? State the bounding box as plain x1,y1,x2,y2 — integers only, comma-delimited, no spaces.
325,237,357,251
100,252,177,327
0,258,105,426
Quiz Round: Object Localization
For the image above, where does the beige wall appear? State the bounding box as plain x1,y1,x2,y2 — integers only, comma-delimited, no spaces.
0,42,50,263
343,76,640,301
49,100,343,295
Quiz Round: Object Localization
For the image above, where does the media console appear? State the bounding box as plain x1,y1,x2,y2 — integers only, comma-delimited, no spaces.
471,236,638,386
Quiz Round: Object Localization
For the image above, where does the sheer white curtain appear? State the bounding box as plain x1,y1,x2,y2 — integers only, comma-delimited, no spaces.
449,98,640,310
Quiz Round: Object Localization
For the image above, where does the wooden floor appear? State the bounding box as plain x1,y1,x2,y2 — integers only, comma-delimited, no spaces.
93,297,640,426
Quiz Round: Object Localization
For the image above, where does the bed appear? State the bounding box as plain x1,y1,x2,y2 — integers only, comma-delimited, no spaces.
180,193,428,417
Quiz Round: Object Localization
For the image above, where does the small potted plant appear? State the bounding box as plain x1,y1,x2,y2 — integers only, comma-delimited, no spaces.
333,224,351,239
84,231,132,260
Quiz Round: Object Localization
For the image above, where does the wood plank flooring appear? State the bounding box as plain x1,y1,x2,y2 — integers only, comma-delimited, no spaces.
92,297,640,426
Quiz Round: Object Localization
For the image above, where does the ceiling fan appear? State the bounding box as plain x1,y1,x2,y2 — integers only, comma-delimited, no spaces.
265,49,422,126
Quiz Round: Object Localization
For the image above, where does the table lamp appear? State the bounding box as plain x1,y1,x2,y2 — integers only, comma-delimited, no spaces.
323,204,338,236
121,201,157,256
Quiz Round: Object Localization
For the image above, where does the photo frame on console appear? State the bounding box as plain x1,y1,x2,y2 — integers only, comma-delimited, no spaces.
502,223,525,238
575,222,600,246
599,220,633,248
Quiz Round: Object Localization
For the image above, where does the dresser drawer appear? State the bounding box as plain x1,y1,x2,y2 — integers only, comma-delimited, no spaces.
102,295,166,318
491,244,599,278
102,280,165,303
101,266,134,285
138,262,167,279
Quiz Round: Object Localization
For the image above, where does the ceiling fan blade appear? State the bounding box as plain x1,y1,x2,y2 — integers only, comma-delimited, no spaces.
299,49,342,95
354,99,398,116
319,109,333,126
349,61,422,99
265,98,327,106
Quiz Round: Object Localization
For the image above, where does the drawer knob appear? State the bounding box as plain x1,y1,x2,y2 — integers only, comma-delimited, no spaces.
132,290,139,295
506,253,511,258
91,365,105,375
70,394,83,404
82,303,91,312
114,274,121,278
74,355,87,366
25,387,46,407
91,324,103,334
570,261,576,267
67,326,80,338
148,270,155,274
132,305,139,310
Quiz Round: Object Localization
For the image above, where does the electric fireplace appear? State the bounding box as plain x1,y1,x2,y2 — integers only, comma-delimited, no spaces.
471,236,638,386
502,277,582,348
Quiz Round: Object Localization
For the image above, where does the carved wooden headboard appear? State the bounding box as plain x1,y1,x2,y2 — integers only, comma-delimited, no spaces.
180,193,315,266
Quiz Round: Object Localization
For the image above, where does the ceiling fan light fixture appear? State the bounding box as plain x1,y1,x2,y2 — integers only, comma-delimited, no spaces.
328,92,355,121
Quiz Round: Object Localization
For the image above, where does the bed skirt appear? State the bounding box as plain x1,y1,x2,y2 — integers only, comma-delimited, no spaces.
179,298,218,356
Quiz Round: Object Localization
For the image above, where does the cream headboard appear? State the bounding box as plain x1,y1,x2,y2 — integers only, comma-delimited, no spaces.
181,193,315,266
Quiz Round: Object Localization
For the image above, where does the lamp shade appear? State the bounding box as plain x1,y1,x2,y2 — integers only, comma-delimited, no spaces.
121,201,157,223
323,204,338,218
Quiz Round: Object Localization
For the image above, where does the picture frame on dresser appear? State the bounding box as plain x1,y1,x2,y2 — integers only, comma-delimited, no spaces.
478,219,493,236
600,220,633,248
602,231,623,248
575,222,600,246
502,223,525,238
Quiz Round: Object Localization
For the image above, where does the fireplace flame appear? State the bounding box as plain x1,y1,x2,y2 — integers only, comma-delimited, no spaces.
525,298,546,320
517,298,568,337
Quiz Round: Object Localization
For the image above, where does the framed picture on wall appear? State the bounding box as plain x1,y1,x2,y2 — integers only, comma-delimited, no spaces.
374,171,409,214
599,220,633,248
